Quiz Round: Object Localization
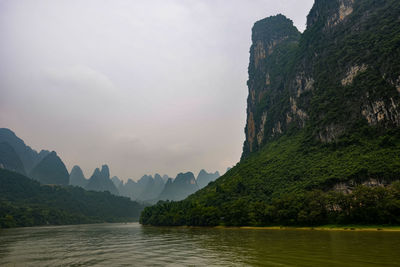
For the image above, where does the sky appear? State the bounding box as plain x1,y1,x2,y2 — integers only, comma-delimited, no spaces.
0,0,314,181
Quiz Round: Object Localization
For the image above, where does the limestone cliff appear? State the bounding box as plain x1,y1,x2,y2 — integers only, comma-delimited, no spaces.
242,0,400,158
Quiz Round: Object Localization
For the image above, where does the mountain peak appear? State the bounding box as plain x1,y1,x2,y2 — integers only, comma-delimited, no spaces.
69,165,87,187
29,151,69,185
100,164,110,179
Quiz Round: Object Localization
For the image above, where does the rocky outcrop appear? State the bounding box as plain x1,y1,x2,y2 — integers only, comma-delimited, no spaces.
242,0,400,158
242,15,301,157
361,98,400,126
307,0,355,29
341,64,368,86
333,178,393,194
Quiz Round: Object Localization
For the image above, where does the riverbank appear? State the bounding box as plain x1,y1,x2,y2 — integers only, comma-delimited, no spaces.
216,225,400,232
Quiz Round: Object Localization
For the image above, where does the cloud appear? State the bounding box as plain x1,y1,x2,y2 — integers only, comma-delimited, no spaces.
0,0,315,180
43,65,118,95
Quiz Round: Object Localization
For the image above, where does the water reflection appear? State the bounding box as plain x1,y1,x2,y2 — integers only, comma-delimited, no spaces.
0,223,399,266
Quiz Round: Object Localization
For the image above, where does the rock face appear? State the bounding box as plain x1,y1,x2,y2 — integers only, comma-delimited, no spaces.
242,15,301,157
0,142,26,175
0,128,50,173
85,164,119,195
29,151,69,185
242,0,400,159
196,169,220,189
69,165,88,187
158,172,198,201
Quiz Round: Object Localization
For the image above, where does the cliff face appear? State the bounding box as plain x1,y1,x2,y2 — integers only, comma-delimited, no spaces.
140,0,400,227
242,0,400,158
243,15,301,157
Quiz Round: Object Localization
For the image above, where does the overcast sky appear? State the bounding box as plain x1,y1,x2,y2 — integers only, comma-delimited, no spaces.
0,0,314,181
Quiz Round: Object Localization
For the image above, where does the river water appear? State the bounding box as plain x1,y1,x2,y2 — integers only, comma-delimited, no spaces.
0,223,399,266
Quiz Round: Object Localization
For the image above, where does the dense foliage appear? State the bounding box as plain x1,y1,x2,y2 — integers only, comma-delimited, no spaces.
141,183,400,227
141,0,400,227
0,169,145,228
140,128,400,226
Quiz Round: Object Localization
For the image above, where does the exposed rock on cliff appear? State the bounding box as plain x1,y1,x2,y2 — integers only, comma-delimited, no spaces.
243,0,400,158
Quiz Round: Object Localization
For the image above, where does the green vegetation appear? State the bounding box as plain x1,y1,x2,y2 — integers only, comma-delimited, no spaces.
141,0,400,227
0,169,145,228
140,128,400,226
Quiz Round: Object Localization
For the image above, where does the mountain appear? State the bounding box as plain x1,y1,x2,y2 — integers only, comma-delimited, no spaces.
162,174,170,183
118,178,141,200
69,165,88,187
29,151,69,185
111,176,123,188
0,169,144,228
196,170,220,189
0,128,49,173
118,174,166,202
158,172,198,201
85,165,119,195
140,0,400,226
138,174,165,201
0,142,26,175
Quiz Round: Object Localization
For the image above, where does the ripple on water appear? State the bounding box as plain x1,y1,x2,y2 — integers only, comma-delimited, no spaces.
1,223,400,266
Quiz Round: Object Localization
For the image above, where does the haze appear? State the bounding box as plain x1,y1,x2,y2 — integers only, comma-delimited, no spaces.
0,0,314,181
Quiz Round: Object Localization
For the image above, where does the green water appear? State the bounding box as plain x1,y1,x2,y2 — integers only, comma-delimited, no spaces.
0,223,399,266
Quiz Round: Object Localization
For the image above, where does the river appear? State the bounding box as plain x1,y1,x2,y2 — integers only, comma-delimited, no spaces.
0,223,399,266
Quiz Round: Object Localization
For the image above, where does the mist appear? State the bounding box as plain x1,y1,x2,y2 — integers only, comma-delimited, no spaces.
0,0,314,180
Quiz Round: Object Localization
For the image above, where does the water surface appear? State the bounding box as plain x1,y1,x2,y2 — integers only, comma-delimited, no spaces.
0,223,399,266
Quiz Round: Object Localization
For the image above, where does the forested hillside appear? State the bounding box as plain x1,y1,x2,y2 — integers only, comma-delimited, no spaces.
140,0,400,226
0,169,144,228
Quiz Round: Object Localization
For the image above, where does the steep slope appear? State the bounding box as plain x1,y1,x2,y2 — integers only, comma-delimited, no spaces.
0,169,144,228
29,151,69,185
0,128,49,173
197,170,220,189
69,165,88,187
158,172,198,201
85,165,119,195
0,142,26,175
141,0,400,226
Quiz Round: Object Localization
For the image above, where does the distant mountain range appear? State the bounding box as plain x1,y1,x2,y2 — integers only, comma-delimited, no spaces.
0,168,144,228
85,165,119,196
0,128,49,173
0,128,221,203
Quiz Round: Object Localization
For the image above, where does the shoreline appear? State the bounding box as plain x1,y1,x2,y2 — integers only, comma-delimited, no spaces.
214,225,400,232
